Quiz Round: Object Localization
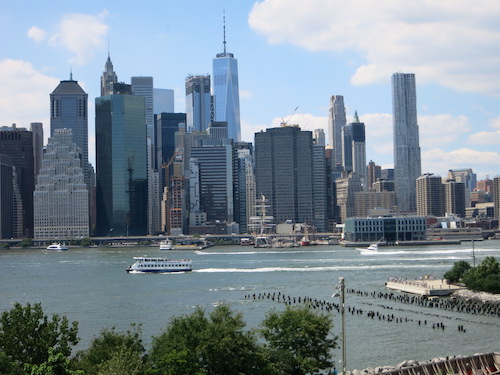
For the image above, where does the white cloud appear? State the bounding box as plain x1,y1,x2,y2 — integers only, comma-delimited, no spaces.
0,59,59,140
419,114,470,147
269,113,327,130
27,26,47,42
422,148,500,179
488,116,500,130
249,0,500,96
467,115,500,144
33,10,108,66
468,131,500,145
241,112,327,143
239,89,253,99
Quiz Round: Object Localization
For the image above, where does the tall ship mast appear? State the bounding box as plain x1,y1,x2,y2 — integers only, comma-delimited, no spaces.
249,194,275,247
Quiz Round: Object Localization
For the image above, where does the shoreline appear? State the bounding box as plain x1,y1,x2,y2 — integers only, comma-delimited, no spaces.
452,288,500,303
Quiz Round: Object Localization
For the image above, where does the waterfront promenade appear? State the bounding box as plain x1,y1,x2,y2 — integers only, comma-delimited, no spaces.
386,278,465,296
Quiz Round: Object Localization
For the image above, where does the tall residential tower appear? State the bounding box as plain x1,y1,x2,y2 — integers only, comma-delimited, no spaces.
392,73,421,212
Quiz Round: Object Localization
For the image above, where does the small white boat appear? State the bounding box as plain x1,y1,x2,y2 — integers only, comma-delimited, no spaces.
357,242,379,253
46,243,68,251
159,239,174,250
126,257,192,273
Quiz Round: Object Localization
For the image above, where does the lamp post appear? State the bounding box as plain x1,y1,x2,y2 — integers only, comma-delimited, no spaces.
333,277,346,375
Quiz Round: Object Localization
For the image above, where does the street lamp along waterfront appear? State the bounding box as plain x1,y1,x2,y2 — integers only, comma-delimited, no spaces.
333,277,346,375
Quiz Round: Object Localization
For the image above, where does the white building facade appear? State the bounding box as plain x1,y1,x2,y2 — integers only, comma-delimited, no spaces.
34,129,89,240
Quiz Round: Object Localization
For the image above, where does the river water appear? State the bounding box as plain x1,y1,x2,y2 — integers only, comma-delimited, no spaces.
1,241,499,370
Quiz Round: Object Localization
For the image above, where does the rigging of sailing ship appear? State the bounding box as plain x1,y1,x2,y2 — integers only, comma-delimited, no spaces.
249,194,275,248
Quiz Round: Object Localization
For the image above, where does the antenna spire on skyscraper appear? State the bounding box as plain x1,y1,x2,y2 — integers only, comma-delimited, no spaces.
223,9,226,54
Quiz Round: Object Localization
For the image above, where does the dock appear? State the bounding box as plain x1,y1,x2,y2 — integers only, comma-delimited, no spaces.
385,278,465,296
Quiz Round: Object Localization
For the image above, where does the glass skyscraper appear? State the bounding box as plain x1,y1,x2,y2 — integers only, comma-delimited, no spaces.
255,126,314,225
186,75,212,133
95,85,148,236
392,72,421,212
342,112,366,184
0,126,35,238
212,31,241,141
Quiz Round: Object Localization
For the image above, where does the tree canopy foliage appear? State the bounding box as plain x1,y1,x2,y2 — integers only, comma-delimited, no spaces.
148,304,267,375
0,302,79,368
462,256,500,294
445,256,500,293
444,260,472,283
259,305,337,375
73,325,145,375
1,302,338,374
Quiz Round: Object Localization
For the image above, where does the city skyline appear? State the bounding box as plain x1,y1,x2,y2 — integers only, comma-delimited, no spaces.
1,1,500,179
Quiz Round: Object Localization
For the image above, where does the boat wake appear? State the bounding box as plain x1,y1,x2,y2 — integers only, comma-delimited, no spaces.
195,249,338,256
195,264,445,273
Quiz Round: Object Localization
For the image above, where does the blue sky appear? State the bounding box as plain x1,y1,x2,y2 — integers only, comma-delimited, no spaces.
1,0,500,180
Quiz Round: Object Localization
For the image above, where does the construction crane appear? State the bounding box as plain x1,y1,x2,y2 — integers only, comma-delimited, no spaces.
281,106,299,127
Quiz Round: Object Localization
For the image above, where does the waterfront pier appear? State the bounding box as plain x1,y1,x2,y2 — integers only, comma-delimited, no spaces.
385,278,465,296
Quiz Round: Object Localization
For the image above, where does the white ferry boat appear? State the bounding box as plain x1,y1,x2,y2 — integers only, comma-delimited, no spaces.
46,243,68,251
159,239,174,250
126,257,192,273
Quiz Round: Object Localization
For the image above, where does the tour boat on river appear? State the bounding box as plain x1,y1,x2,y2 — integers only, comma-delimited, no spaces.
126,257,192,273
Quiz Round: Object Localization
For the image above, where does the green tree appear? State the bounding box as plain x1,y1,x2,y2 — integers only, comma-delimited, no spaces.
0,302,79,367
20,238,33,248
96,346,144,375
26,349,83,375
0,351,22,375
149,304,266,375
444,260,472,283
73,325,144,375
80,238,92,247
259,305,337,375
462,256,500,293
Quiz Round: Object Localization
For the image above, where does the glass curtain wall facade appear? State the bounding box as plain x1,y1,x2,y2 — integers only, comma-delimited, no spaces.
186,75,211,133
255,126,314,225
95,93,147,236
0,127,35,238
213,53,241,141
